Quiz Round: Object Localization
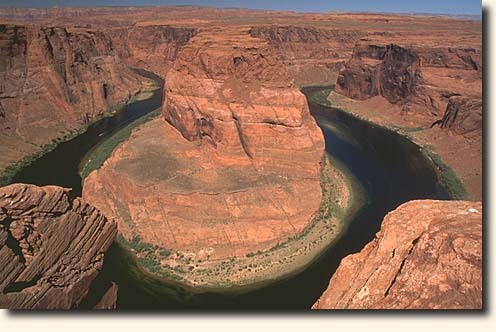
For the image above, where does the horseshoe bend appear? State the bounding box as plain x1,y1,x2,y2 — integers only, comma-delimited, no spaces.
82,28,346,287
0,5,483,310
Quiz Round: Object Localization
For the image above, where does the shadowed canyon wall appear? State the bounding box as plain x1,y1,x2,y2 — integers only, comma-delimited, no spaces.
335,37,482,130
0,24,152,172
250,26,363,85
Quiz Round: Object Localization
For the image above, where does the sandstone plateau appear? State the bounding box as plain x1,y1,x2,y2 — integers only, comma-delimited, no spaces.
313,200,482,309
0,184,117,309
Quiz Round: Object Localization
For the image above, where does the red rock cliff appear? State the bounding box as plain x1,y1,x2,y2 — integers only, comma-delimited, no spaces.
313,200,482,309
335,38,482,129
106,25,197,78
0,24,152,172
250,26,363,85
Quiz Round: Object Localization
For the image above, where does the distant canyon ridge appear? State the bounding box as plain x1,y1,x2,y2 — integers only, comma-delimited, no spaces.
0,7,482,309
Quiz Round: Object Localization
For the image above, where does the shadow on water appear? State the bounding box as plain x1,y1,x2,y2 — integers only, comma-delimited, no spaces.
81,87,449,310
12,69,164,198
12,81,449,309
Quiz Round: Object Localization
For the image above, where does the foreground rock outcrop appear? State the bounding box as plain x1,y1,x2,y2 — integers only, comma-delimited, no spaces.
313,200,482,309
0,184,117,309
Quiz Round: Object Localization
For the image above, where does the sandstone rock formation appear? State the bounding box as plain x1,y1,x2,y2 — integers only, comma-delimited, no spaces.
436,96,483,136
336,40,481,115
106,25,197,78
0,184,117,309
250,26,363,85
0,23,154,173
83,28,325,264
313,200,482,309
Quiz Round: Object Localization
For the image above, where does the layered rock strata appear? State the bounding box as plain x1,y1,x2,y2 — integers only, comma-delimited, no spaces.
106,25,197,78
83,28,325,264
335,38,482,124
0,184,117,309
0,24,154,173
250,26,363,85
313,200,482,309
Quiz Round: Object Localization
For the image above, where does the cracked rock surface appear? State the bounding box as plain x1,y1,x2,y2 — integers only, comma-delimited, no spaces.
0,184,117,309
313,200,482,309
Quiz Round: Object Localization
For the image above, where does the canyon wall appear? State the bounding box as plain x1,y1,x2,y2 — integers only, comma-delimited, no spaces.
250,26,363,86
83,28,325,262
313,200,482,309
0,24,153,173
106,25,197,78
335,38,482,128
0,184,117,309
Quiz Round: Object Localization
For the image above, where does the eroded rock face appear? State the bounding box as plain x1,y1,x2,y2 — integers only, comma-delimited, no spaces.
337,43,421,103
250,26,362,85
0,184,117,309
313,200,482,310
335,39,482,119
107,25,197,78
83,29,325,261
0,24,152,172
437,96,483,136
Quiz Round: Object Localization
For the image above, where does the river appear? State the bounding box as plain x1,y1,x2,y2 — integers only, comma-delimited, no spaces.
10,76,450,309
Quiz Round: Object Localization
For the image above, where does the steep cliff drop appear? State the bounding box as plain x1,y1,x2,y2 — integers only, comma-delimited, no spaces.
249,26,363,86
313,200,482,309
0,184,117,309
327,33,482,200
82,28,333,288
0,24,157,178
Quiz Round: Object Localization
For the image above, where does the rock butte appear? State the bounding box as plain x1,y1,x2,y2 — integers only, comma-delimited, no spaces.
313,200,482,310
83,28,325,260
0,184,117,309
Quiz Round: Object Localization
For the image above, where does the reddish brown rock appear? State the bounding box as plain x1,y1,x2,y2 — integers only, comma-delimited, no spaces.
0,23,153,173
436,96,483,136
0,184,117,309
93,282,118,310
83,28,325,262
335,38,482,117
250,26,363,85
106,25,197,78
313,200,482,309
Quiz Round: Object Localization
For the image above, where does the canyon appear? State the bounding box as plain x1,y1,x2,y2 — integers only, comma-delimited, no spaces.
0,6,483,309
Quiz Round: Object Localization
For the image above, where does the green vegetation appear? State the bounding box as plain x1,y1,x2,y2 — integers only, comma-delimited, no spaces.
116,233,184,281
80,107,161,179
309,88,333,107
423,147,468,199
0,85,161,187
